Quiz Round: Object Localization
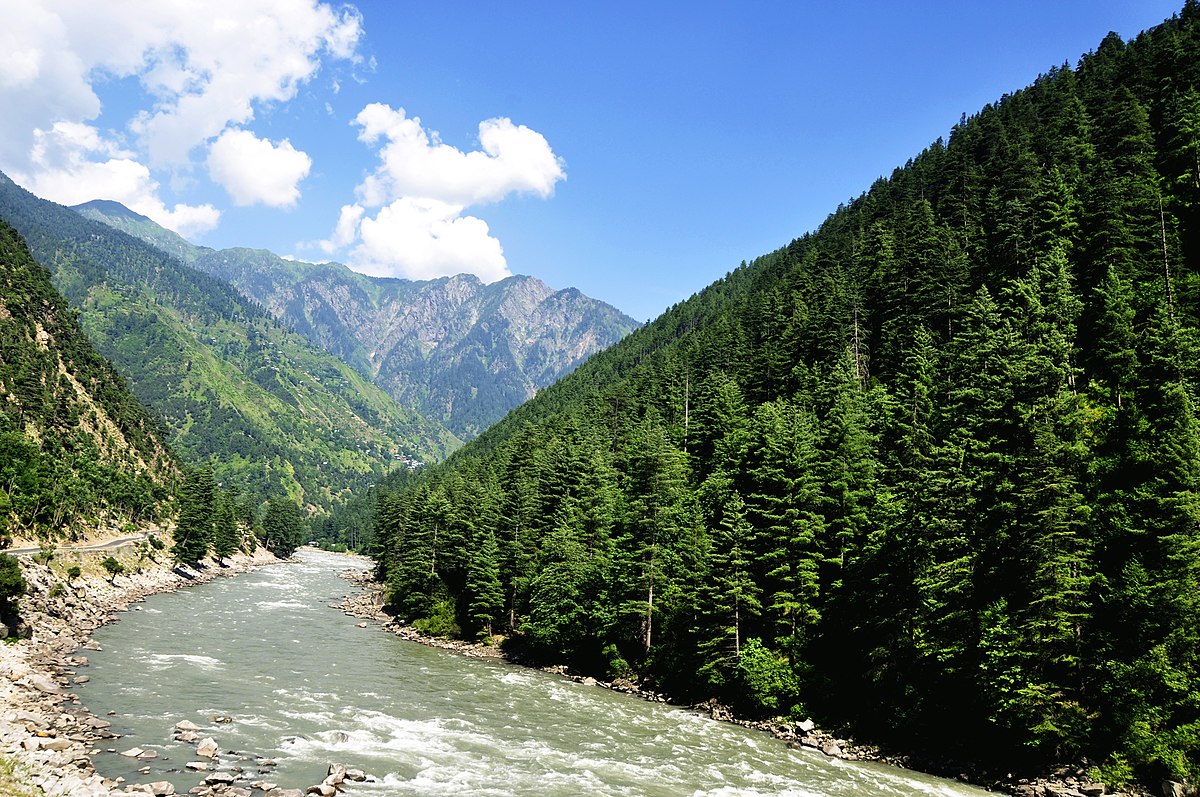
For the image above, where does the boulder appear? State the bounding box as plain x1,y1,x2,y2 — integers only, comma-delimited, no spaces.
147,782,176,796
797,718,816,733
186,761,209,771
175,720,202,731
324,762,347,785
1081,784,1106,796
196,736,219,758
41,737,74,751
205,771,236,786
344,769,368,782
120,746,145,757
305,786,336,797
821,741,843,758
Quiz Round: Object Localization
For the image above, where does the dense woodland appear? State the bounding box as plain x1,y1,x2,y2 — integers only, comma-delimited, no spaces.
371,5,1200,784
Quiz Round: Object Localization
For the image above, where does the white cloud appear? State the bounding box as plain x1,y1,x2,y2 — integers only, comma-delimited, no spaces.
0,0,361,233
353,103,566,207
320,104,564,282
319,204,366,254
208,129,311,207
16,122,219,237
344,198,510,283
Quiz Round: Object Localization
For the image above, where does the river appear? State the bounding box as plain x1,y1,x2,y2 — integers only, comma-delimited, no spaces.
77,549,992,797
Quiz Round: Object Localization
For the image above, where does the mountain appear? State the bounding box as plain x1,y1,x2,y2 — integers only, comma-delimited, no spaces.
0,219,175,540
366,5,1200,787
71,205,639,439
1,174,460,513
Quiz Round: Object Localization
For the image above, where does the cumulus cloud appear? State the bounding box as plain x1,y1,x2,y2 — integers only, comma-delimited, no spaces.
353,103,565,207
321,105,565,282
349,198,509,283
208,129,312,207
16,122,219,237
0,0,361,235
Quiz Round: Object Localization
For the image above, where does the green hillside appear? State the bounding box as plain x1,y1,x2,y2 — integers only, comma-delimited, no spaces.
0,174,460,513
370,4,1200,786
0,220,175,539
71,205,639,440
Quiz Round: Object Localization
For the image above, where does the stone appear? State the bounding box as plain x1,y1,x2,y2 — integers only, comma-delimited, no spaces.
41,737,74,751
821,741,843,758
211,714,233,723
175,720,202,731
324,762,347,785
26,673,63,694
120,746,146,757
1081,784,1106,796
305,786,336,797
581,676,598,687
205,771,236,785
186,761,209,771
177,730,199,743
196,736,219,758
344,769,367,782
251,781,278,792
139,749,159,759
147,782,176,796
797,718,816,732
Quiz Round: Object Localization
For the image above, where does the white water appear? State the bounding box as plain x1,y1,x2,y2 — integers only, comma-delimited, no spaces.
78,550,992,797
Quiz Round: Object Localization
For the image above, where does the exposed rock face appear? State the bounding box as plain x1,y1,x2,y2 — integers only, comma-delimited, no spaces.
187,254,640,439
70,203,640,440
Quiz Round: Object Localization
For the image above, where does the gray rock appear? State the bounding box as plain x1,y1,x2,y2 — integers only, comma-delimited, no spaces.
186,761,209,771
344,769,367,782
175,719,202,731
147,781,176,796
120,746,145,757
196,736,219,758
305,785,336,797
205,771,236,785
41,737,74,751
797,718,816,732
820,741,842,757
1081,783,1106,796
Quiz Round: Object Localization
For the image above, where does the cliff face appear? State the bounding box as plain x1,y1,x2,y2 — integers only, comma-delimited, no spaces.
70,209,640,439
199,252,639,439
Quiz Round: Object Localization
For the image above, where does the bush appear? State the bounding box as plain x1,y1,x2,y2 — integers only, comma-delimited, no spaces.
147,535,164,551
67,566,81,581
0,554,26,618
100,556,125,581
31,544,54,565
413,598,460,638
736,638,799,715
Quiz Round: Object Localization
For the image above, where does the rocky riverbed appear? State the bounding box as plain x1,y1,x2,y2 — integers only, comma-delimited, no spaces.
0,543,368,797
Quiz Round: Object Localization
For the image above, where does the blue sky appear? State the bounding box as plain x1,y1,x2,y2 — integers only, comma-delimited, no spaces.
0,2,1186,322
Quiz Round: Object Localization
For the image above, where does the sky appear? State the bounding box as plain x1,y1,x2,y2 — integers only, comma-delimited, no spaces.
0,1,1187,322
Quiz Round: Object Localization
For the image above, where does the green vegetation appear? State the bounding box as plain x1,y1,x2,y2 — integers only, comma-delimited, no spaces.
372,4,1200,785
0,554,26,619
0,176,459,513
0,220,174,540
100,556,125,582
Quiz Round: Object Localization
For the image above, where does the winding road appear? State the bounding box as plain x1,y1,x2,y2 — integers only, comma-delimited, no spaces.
6,533,148,556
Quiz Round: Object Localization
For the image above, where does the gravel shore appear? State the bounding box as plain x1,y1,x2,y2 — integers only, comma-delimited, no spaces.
0,542,277,796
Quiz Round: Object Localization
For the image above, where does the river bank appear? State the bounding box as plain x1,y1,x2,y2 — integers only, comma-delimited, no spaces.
333,567,1146,797
0,540,280,796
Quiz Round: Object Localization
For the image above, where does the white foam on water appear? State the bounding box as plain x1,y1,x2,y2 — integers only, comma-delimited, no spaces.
139,653,223,671
257,599,307,610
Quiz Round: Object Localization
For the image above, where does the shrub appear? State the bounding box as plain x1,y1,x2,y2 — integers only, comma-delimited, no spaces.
66,566,81,581
413,598,460,638
100,556,125,582
0,554,26,617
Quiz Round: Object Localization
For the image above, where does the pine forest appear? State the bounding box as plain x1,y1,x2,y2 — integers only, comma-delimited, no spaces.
369,5,1200,784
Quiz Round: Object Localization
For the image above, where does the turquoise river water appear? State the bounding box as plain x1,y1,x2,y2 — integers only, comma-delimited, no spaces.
76,549,993,797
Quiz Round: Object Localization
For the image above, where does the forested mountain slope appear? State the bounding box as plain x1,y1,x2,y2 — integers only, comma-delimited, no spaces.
72,203,640,440
371,3,1200,785
0,221,175,540
0,174,460,513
